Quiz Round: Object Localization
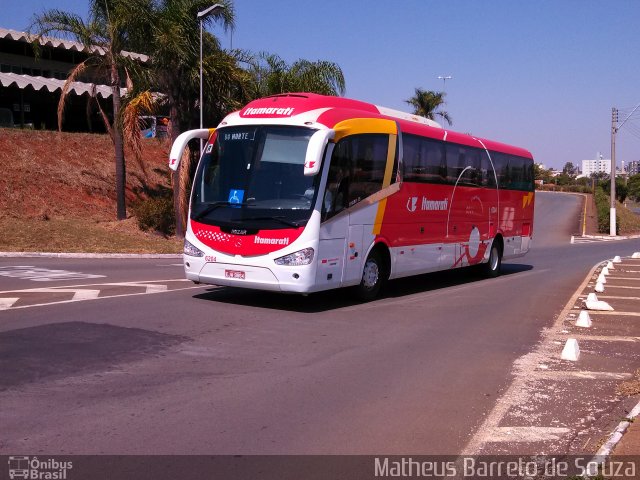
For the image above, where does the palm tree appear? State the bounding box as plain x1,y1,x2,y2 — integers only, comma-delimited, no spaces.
31,0,151,220
250,53,346,98
405,88,452,126
129,0,237,237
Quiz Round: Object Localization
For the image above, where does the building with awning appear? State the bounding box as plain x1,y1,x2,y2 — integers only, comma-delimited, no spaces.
0,28,144,131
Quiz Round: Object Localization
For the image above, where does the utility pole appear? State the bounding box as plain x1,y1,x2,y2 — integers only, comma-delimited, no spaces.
610,101,640,235
610,107,617,236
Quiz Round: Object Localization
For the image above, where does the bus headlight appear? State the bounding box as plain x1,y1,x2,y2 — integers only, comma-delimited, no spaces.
184,239,204,257
274,248,314,266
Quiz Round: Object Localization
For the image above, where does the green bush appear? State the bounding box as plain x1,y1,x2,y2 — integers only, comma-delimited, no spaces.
594,187,615,234
133,196,175,235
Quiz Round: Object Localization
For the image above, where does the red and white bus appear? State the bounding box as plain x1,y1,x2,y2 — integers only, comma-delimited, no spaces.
169,93,534,299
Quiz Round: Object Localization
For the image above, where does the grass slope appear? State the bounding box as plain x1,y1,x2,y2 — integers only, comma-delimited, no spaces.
0,128,181,253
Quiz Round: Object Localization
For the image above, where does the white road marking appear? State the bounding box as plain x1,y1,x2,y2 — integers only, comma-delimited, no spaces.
534,371,632,380
28,288,101,301
586,311,640,317
601,285,640,290
0,298,19,310
0,278,190,294
486,427,571,443
0,266,105,282
596,295,640,300
0,279,212,311
107,282,168,294
603,276,640,281
0,286,208,311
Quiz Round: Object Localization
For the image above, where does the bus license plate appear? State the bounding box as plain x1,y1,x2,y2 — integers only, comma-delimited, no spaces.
225,269,245,279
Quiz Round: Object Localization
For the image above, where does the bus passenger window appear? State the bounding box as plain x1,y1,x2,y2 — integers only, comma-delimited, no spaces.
401,135,445,183
482,151,496,188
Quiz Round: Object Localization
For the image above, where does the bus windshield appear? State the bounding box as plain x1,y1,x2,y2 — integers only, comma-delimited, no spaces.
191,126,320,230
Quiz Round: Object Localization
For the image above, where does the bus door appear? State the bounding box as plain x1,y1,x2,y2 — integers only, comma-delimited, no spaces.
315,118,398,289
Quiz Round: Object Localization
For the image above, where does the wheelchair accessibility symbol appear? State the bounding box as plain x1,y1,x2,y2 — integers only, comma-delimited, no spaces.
228,189,244,204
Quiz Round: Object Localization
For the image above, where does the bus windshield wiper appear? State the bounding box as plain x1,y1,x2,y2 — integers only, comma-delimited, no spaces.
192,201,250,221
241,215,302,228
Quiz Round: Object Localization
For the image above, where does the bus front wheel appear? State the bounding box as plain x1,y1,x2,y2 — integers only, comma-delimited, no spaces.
356,249,387,301
482,242,502,278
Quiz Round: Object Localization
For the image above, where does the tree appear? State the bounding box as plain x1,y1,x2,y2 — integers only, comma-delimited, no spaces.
562,162,578,177
249,53,346,98
405,88,452,126
127,0,236,237
534,163,553,184
31,0,150,220
628,174,640,201
590,171,609,182
600,178,628,203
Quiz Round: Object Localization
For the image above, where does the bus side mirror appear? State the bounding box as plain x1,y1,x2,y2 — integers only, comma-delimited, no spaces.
304,129,335,176
169,128,213,171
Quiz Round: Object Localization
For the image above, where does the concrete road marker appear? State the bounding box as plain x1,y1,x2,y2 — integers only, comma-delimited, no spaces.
606,261,614,269
595,281,605,293
576,310,592,328
0,298,19,310
632,252,640,258
597,273,607,284
613,255,622,263
561,338,580,361
585,293,614,311
602,266,610,276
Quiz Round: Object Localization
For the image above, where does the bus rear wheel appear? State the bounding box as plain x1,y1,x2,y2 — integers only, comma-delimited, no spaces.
356,249,387,301
482,242,502,278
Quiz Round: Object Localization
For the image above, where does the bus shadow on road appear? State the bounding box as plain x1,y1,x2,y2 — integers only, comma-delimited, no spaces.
192,263,533,313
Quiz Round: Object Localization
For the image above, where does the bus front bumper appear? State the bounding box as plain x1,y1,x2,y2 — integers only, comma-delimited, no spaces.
189,261,314,293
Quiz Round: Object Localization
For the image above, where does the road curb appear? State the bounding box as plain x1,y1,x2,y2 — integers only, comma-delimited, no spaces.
579,234,640,240
592,400,640,460
0,252,182,259
571,234,640,243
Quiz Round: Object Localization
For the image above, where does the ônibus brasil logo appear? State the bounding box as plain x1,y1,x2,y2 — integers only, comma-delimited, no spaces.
8,456,73,479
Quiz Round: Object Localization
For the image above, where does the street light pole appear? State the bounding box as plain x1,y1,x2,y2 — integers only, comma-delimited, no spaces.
198,3,224,154
437,75,452,92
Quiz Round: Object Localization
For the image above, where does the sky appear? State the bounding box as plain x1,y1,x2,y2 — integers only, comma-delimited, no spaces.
3,0,640,170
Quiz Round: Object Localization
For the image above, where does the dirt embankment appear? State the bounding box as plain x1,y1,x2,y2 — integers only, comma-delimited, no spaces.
0,128,172,221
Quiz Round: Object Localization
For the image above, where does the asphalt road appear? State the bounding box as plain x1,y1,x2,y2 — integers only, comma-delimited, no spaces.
1,191,640,456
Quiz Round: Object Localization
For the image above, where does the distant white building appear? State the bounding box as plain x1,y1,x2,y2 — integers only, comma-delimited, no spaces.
582,154,611,176
628,160,639,176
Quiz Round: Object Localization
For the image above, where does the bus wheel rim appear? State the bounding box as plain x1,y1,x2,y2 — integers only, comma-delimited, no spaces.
363,260,379,289
490,247,499,270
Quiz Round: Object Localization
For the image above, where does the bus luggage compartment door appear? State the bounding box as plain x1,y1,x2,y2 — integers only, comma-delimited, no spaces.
341,225,364,286
315,239,344,290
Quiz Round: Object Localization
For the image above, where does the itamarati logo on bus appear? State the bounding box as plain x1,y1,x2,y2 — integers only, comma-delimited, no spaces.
243,107,295,116
406,196,448,212
254,236,290,245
